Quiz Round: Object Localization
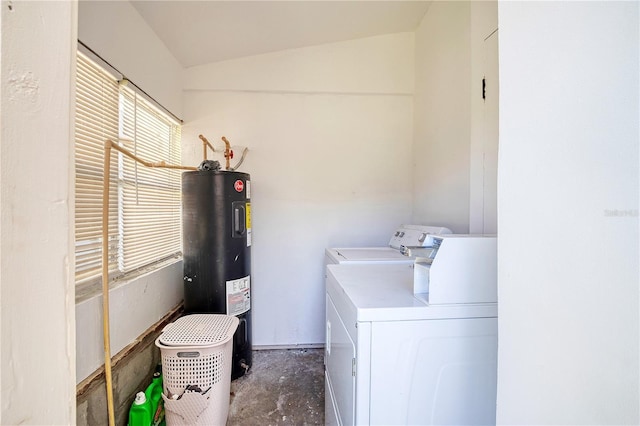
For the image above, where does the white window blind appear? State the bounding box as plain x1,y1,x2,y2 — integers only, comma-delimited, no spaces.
74,51,182,286
75,52,120,284
118,88,182,272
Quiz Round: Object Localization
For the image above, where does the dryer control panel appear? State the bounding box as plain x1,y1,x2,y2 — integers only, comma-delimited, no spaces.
388,224,452,250
414,234,497,305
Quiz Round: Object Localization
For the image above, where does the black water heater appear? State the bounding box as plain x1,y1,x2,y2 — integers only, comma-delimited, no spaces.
182,170,252,380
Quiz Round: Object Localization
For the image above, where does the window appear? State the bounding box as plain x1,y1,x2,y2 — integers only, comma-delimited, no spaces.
74,51,182,287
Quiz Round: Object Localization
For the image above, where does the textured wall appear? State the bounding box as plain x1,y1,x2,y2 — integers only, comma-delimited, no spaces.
0,1,76,423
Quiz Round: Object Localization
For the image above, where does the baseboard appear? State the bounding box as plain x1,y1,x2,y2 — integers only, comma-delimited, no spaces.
253,343,325,350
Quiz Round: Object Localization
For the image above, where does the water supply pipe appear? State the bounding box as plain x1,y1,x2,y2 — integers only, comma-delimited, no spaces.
101,142,115,426
199,134,215,160
229,147,249,171
101,139,196,426
221,136,233,170
199,134,248,170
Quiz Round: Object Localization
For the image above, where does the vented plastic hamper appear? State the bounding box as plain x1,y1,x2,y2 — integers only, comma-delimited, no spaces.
155,314,239,425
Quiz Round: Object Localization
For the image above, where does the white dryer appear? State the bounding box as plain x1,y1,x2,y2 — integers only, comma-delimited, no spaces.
325,224,452,266
324,235,498,426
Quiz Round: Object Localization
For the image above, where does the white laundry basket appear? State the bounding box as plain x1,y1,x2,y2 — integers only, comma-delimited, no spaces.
155,314,239,426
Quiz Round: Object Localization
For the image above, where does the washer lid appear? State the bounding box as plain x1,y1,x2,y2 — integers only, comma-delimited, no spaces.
326,263,497,322
158,314,239,347
332,247,408,262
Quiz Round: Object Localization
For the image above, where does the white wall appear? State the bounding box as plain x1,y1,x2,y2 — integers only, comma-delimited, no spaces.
497,2,639,424
75,261,183,383
469,1,498,234
76,1,185,382
182,33,415,346
185,33,414,95
0,1,76,423
412,1,472,232
78,0,183,118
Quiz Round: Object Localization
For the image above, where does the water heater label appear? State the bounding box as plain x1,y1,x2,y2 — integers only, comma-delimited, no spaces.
246,203,252,247
226,275,251,316
246,180,251,199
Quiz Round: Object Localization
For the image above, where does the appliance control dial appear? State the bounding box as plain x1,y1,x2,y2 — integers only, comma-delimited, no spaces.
388,225,453,249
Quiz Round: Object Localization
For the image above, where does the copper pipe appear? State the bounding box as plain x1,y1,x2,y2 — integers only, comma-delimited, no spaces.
101,139,196,425
109,141,196,171
222,136,232,170
102,141,116,426
199,134,215,161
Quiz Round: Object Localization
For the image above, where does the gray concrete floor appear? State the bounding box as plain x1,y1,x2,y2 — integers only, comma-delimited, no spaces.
227,349,324,425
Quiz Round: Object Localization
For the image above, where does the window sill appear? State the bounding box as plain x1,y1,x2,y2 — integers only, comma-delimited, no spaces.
75,255,182,304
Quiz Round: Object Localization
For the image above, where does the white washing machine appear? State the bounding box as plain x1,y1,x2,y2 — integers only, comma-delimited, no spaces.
324,235,498,426
325,224,452,266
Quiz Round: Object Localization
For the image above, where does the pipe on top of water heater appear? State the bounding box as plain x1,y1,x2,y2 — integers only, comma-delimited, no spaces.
199,134,215,160
199,133,249,171
229,146,249,171
222,136,233,170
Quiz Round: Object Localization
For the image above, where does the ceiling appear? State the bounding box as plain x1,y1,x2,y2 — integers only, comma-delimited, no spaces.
130,1,431,68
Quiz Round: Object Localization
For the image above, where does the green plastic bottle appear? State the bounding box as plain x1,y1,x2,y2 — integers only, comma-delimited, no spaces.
145,371,164,426
128,391,152,426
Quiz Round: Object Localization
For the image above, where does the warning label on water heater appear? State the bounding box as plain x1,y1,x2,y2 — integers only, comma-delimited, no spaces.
226,275,251,316
246,203,252,247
